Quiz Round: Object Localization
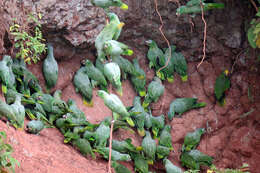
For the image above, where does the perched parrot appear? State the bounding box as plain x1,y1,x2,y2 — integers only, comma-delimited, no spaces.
95,12,125,62
103,62,122,96
103,40,133,57
112,55,136,79
141,131,156,164
129,96,145,136
0,55,16,93
164,159,183,173
130,58,146,97
142,77,164,108
93,117,110,147
73,67,93,106
83,59,107,91
214,70,230,106
97,90,134,127
26,120,45,134
159,125,173,149
182,128,205,152
168,98,206,120
91,0,128,12
145,40,164,69
180,149,213,170
43,44,58,90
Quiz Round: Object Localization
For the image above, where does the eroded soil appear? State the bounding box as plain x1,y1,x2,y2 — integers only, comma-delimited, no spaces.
0,47,259,173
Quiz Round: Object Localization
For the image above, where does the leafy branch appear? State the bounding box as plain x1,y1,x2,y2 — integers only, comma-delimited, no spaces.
10,13,46,64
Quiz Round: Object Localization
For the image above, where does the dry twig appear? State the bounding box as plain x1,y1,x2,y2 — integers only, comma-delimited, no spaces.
197,0,207,68
154,0,172,74
108,119,114,173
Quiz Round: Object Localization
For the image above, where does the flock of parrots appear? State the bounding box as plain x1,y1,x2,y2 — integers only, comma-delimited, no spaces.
0,0,231,172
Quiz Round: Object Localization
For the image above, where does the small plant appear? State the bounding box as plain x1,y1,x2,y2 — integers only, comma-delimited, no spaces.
0,131,20,173
10,13,46,64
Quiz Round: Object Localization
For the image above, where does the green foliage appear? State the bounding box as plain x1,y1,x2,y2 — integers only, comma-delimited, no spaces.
10,13,46,64
247,9,260,48
0,131,20,173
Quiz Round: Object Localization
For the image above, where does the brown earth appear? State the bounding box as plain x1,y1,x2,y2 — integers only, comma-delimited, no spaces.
0,47,260,172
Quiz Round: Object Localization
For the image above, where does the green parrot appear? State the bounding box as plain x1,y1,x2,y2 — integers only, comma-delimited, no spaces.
10,95,25,129
151,114,165,138
112,161,132,173
26,120,45,134
112,55,137,79
82,59,107,91
103,40,133,57
168,98,206,120
130,58,146,97
95,57,105,74
129,96,145,136
43,44,58,90
144,109,152,130
103,62,122,96
141,131,156,164
67,99,86,120
157,46,176,82
4,89,35,105
156,145,171,160
97,90,134,127
91,0,128,12
159,125,173,149
95,147,131,161
182,128,205,152
12,58,42,94
176,0,224,15
142,77,165,108
132,153,149,173
93,117,110,147
112,138,138,153
145,40,164,69
0,99,19,129
172,52,188,82
73,67,93,106
164,159,183,173
180,149,213,170
214,70,230,106
95,12,125,62
0,55,16,93
72,138,96,159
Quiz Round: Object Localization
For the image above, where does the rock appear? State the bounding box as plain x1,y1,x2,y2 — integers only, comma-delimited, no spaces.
211,56,231,75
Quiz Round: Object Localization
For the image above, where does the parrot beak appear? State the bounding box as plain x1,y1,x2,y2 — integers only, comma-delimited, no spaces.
117,22,125,29
120,3,128,10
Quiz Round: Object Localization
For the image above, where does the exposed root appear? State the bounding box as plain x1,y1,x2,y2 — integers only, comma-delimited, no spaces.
154,0,172,75
197,0,207,68
108,119,114,173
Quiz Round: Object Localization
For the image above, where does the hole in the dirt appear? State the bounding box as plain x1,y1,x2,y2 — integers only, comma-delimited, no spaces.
3,31,13,51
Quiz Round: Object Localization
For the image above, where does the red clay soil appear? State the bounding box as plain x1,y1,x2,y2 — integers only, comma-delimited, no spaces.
0,49,260,173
